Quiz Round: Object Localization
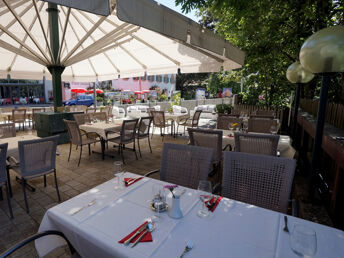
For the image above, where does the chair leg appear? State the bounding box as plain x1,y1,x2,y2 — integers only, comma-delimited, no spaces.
151,125,154,139
133,140,138,160
53,169,61,202
5,183,13,219
22,179,29,213
88,144,91,155
120,144,125,164
68,143,72,162
137,138,142,158
0,186,3,201
44,175,47,187
78,145,83,167
6,167,12,197
148,136,152,153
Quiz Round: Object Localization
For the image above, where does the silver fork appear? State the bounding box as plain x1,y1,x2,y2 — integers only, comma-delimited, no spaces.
180,240,194,258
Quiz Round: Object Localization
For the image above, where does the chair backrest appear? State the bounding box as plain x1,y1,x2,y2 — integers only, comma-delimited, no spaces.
217,116,243,130
64,119,82,145
73,113,91,125
86,107,96,114
250,114,274,119
0,123,16,138
138,116,153,137
256,110,275,117
100,106,111,116
160,143,214,189
147,108,155,117
12,109,26,122
120,119,139,144
248,118,278,133
152,111,165,127
191,110,202,127
188,128,222,163
32,108,45,115
0,143,8,184
234,132,279,156
18,135,59,178
222,151,296,213
93,112,107,122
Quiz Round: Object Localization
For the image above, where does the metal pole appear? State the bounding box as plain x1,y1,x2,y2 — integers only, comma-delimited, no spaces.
47,3,64,111
309,74,330,197
292,83,301,138
93,82,96,108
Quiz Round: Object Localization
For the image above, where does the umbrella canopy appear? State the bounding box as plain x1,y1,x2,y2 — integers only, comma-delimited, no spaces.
88,89,103,94
71,88,87,93
142,90,150,93
0,0,244,82
134,91,143,94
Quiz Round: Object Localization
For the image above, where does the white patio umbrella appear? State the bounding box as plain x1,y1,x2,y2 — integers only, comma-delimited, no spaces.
0,0,245,107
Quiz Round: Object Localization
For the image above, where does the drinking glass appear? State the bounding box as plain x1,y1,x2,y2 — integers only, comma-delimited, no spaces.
290,224,317,257
270,125,278,134
197,180,212,218
113,161,124,189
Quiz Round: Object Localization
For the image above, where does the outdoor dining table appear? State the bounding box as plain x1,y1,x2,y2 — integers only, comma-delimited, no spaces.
221,130,296,159
36,172,344,258
164,112,190,137
79,121,123,159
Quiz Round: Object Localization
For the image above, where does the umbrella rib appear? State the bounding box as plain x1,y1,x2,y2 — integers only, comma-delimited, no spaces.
64,27,137,66
61,14,107,64
57,7,71,63
0,24,47,65
119,45,147,70
0,0,26,16
32,0,53,64
8,1,45,72
2,0,51,64
0,39,46,66
63,23,135,66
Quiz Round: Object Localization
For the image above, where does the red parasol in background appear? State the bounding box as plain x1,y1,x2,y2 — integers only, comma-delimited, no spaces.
71,88,87,93
88,89,104,94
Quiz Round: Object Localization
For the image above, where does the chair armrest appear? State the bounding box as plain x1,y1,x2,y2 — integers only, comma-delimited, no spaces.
144,169,160,177
0,230,75,258
223,144,232,151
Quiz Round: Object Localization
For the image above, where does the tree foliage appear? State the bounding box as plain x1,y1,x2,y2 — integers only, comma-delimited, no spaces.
176,0,344,106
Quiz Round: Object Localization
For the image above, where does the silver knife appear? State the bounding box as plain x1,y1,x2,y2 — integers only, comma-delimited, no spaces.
124,222,148,245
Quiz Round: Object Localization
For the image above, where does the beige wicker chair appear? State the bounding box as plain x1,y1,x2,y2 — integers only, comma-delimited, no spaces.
136,116,153,157
234,132,279,156
248,118,278,133
86,107,96,114
73,113,91,125
145,143,214,190
100,106,112,120
0,143,13,218
222,151,296,213
10,135,60,213
11,109,26,130
0,123,16,138
216,116,243,130
106,119,139,164
177,110,202,135
92,112,107,122
151,111,173,140
147,108,155,117
64,119,101,166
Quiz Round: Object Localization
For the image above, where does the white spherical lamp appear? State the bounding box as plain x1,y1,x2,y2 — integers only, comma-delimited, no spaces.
286,61,314,84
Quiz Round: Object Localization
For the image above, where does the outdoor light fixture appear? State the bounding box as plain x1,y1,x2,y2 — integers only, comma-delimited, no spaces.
286,61,314,139
299,25,344,196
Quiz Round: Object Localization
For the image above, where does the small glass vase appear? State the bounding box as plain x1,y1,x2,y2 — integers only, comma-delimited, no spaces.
168,196,183,219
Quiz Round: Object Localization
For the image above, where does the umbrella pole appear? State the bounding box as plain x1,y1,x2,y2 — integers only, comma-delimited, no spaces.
292,83,301,139
47,3,64,111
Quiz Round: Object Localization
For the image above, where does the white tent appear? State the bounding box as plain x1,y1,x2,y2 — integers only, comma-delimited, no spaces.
0,0,245,82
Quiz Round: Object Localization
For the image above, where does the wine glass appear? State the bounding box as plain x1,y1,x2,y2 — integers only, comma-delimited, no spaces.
197,180,212,218
290,224,317,257
113,161,124,189
270,125,278,134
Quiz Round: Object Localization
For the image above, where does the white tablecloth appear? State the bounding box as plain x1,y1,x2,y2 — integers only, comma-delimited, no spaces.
36,173,344,258
80,121,122,139
0,135,39,158
222,131,296,159
164,113,190,124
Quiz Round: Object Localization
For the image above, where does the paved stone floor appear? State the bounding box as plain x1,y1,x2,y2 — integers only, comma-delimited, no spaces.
0,125,333,257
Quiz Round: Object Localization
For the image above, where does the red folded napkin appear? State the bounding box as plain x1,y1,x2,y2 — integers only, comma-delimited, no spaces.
206,196,223,212
227,135,234,138
124,177,144,187
118,221,153,244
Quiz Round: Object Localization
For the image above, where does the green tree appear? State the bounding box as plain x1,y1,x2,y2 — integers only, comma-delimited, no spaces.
176,0,344,105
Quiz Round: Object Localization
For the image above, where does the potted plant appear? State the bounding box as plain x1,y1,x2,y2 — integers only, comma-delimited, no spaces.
215,104,233,115
96,96,104,106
